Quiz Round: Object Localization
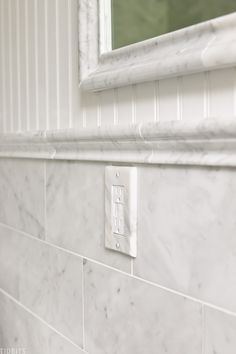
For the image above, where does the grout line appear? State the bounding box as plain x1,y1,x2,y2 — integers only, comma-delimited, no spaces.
202,304,206,354
0,0,7,133
82,258,86,351
1,221,236,319
154,80,160,122
67,0,73,129
131,84,137,125
16,0,21,132
8,0,13,132
0,287,88,353
44,0,49,130
25,0,30,131
55,0,60,129
204,71,210,119
34,0,39,130
177,76,183,121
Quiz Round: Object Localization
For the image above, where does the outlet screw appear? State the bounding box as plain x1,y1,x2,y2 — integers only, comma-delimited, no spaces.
116,242,120,249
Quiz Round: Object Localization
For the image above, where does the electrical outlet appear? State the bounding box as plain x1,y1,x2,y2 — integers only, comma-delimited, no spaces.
105,166,137,257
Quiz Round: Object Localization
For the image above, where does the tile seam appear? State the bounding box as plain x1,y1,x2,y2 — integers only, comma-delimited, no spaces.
0,221,235,318
0,287,88,353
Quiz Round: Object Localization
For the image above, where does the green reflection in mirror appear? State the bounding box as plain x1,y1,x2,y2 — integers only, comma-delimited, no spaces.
111,0,236,49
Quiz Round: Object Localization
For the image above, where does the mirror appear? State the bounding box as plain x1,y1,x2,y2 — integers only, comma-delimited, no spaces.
111,0,236,50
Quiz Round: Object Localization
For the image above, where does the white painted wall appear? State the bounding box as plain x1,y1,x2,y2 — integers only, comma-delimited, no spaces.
0,0,236,133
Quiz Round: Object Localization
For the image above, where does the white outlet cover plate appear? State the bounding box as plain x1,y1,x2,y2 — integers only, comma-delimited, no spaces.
105,165,137,257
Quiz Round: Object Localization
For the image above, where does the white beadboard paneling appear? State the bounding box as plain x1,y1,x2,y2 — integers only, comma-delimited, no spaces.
10,0,18,131
47,0,57,130
16,0,21,131
8,0,14,131
27,0,37,131
182,73,205,121
0,2,236,132
116,86,134,125
58,0,69,129
82,92,99,128
69,0,80,129
37,0,47,129
159,78,178,122
100,89,115,126
135,82,156,123
209,68,235,118
3,0,11,132
18,0,28,131
0,0,5,132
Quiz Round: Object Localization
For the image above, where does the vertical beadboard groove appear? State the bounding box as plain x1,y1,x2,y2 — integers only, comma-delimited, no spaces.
233,67,236,118
97,93,101,127
113,88,118,126
55,0,60,129
16,0,21,131
204,71,210,119
44,0,49,130
177,77,183,121
67,0,73,129
131,85,137,125
25,0,30,130
0,0,6,133
82,103,87,128
0,2,236,132
8,0,14,131
34,0,39,130
0,0,3,132
154,81,160,122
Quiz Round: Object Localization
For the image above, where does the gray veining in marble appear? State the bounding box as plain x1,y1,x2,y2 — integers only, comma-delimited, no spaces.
134,165,236,312
1,118,236,166
46,161,131,271
0,291,84,354
0,225,83,346
84,260,202,354
0,159,45,238
79,3,236,92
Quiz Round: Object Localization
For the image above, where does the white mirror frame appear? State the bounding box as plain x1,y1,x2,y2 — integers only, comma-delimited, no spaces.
79,0,236,92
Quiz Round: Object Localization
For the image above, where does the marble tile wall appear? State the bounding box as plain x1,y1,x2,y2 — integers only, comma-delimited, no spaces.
0,158,236,353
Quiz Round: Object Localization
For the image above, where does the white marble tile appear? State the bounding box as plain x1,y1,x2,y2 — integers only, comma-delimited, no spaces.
0,225,83,346
46,161,131,272
84,260,202,354
134,165,236,312
0,159,45,238
0,291,84,354
205,307,236,354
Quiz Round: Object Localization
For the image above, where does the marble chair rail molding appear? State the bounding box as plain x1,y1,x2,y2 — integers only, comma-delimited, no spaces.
1,118,236,167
